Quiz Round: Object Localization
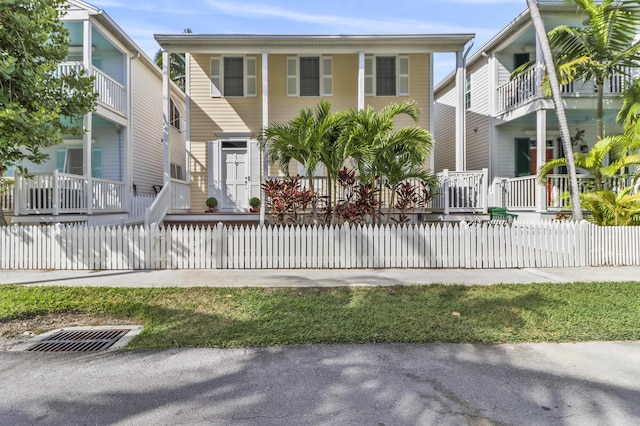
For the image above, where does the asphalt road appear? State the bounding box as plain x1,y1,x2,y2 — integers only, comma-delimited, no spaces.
1,342,639,425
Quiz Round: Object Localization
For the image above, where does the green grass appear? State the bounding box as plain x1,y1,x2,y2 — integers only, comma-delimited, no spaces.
2,282,640,348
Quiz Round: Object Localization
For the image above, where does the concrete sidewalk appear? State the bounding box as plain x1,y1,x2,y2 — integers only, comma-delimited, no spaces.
0,266,639,287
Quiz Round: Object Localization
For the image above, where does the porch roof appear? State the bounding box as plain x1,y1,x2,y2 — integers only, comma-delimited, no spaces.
154,33,475,55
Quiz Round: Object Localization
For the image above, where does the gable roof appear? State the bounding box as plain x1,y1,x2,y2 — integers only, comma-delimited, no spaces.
154,34,475,54
434,0,582,92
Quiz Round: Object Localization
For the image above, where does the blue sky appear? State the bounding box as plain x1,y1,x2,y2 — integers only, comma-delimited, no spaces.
89,0,527,83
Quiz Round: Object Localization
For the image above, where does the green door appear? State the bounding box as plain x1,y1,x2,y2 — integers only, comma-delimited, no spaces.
515,138,531,177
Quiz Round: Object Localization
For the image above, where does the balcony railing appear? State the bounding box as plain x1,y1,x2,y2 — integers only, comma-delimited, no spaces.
497,67,631,114
56,63,126,115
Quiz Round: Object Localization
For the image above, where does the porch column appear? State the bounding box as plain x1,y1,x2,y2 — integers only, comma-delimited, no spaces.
455,49,466,171
185,53,191,183
162,51,170,186
260,51,269,226
536,109,547,212
488,52,497,181
429,52,435,172
83,20,93,214
358,51,365,110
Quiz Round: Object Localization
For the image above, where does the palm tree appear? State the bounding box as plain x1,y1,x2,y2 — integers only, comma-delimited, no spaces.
539,135,638,190
339,100,434,222
548,0,640,141
580,186,640,225
259,101,343,223
154,28,192,91
528,0,583,220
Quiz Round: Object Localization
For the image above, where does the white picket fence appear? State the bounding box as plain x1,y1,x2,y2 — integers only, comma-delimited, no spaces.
1,222,639,270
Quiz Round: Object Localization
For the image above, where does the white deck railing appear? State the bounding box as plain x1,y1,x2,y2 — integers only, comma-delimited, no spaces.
491,173,638,210
13,171,126,215
492,175,538,209
170,178,191,212
0,178,13,212
56,63,126,115
497,67,630,113
430,169,488,214
91,178,126,211
144,184,171,227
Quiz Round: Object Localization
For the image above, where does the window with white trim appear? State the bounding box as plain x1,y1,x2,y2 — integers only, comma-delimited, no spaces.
170,98,181,131
56,147,103,178
287,56,332,97
210,56,257,98
465,74,471,109
364,55,409,96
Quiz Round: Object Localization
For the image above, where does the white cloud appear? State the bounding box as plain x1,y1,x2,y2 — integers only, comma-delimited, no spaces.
203,0,477,34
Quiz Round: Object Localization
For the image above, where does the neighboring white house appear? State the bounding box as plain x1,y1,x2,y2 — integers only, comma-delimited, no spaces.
434,1,638,219
6,0,188,226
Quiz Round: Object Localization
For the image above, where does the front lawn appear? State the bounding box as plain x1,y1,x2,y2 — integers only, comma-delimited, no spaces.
1,282,639,348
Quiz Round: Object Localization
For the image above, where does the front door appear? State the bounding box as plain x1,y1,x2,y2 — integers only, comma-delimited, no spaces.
222,149,247,210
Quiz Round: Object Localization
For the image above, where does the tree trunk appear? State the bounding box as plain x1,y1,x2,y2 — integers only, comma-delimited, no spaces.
528,0,583,221
596,77,604,141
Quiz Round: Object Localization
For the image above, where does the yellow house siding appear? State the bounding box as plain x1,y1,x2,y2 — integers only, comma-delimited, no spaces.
364,53,431,130
187,51,434,207
267,54,359,125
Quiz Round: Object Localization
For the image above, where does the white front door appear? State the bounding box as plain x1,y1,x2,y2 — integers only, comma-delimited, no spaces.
222,149,247,210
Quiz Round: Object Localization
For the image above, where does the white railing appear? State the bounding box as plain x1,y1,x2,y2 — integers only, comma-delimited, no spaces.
130,195,155,221
145,184,171,227
430,169,488,213
497,67,630,113
271,171,489,214
56,63,126,115
170,178,191,212
2,221,640,270
1,178,13,212
92,68,126,114
14,171,128,215
492,175,538,209
497,67,538,113
91,178,126,211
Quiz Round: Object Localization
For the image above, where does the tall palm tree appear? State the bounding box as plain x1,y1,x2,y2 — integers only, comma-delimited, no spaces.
154,28,192,91
259,101,343,222
340,100,433,222
528,0,583,220
548,0,640,141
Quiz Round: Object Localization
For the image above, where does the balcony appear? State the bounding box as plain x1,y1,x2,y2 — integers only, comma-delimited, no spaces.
56,63,126,116
497,67,630,114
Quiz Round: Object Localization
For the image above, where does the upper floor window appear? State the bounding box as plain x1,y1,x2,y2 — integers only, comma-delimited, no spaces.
287,56,333,97
170,98,181,131
210,56,257,98
365,55,409,96
465,74,471,109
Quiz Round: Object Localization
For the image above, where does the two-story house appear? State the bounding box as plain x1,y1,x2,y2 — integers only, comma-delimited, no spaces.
5,0,188,226
434,1,637,220
153,34,474,221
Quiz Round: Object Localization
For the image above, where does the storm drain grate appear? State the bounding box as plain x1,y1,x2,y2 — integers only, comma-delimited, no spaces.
25,329,133,352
